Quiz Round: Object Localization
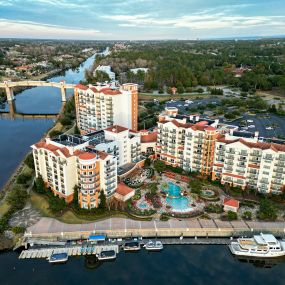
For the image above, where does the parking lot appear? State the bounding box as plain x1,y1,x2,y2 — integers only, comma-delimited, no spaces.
232,113,285,138
165,97,222,115
165,98,285,139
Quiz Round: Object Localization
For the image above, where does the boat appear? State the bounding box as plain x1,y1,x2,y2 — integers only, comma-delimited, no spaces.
48,252,68,264
144,240,163,251
229,233,285,258
123,241,141,251
97,250,116,261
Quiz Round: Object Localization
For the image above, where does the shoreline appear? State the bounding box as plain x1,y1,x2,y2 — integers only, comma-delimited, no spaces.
0,52,94,104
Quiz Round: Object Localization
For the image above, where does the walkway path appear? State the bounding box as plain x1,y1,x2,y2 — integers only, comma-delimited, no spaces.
26,217,285,239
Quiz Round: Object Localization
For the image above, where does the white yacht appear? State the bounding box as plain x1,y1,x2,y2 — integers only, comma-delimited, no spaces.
229,233,285,258
144,240,163,251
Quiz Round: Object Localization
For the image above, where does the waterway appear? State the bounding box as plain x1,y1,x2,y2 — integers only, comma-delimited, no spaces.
1,245,285,285
0,54,96,189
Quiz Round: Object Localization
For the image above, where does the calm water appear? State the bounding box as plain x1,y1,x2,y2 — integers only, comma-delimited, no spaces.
0,54,96,189
1,245,285,285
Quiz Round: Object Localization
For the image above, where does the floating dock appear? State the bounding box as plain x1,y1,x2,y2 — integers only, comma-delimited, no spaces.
19,244,119,260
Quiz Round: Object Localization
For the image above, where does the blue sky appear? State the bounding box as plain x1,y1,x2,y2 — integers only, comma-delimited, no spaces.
0,0,284,40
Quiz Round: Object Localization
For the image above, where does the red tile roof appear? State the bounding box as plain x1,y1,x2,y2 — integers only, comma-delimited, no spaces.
218,137,285,152
78,152,97,160
97,151,109,160
205,126,216,131
141,132,157,143
100,88,121,95
33,141,71,158
75,84,88,90
89,87,99,92
116,183,134,196
223,197,239,208
105,125,129,133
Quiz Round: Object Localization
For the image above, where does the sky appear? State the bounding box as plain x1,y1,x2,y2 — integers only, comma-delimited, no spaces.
0,0,284,40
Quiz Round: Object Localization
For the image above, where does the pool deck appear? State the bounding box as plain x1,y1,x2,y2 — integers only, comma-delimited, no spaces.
25,217,285,240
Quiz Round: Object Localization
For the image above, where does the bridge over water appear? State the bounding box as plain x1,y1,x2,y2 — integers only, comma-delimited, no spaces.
0,80,76,102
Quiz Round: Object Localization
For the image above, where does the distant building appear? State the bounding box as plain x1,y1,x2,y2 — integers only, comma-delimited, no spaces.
130,68,149,74
94,65,115,81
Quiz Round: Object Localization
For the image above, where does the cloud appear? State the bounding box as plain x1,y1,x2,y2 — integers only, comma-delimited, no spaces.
0,19,107,39
102,12,285,31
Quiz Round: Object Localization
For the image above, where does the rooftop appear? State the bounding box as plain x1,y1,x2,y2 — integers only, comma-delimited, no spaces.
116,183,134,196
105,125,129,134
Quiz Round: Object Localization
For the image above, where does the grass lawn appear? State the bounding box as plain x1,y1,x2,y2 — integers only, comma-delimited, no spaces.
29,192,53,217
29,191,132,224
139,93,212,101
0,201,10,217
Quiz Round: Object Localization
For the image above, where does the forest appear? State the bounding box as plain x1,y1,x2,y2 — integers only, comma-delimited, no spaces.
87,40,285,94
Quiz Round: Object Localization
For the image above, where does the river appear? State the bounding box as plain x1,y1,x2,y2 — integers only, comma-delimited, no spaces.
0,54,96,190
1,245,285,285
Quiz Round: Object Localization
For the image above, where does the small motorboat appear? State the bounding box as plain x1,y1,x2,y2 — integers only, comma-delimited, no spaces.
97,250,116,261
123,241,141,251
48,252,68,264
144,240,163,251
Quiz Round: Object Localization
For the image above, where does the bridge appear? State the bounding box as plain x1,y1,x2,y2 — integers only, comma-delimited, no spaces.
0,100,63,120
0,80,76,102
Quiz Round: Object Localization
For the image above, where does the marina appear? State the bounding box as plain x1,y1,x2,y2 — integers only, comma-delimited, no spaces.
19,244,119,260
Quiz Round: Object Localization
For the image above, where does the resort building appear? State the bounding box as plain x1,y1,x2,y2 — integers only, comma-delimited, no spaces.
212,134,285,194
155,109,285,194
31,136,117,209
74,82,138,134
156,114,218,175
31,124,143,209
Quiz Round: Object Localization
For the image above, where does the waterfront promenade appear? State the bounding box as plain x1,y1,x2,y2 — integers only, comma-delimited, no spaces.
26,217,285,240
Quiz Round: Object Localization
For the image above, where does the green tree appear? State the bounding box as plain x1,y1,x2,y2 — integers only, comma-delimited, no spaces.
258,199,277,220
144,157,151,167
93,70,110,83
73,185,79,208
189,180,202,195
24,153,34,169
48,195,67,214
99,190,106,209
242,211,252,220
74,124,80,135
17,173,31,185
154,160,166,173
227,211,238,221
34,175,46,194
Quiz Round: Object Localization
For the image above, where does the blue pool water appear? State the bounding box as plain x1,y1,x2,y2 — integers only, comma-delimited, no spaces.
166,182,181,198
137,201,148,209
165,182,191,212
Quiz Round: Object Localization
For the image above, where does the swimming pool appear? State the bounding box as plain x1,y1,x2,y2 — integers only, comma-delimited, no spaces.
137,201,148,210
165,182,192,212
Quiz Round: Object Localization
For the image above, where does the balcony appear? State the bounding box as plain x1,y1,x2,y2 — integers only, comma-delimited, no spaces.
274,167,284,174
106,179,116,186
105,167,116,174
